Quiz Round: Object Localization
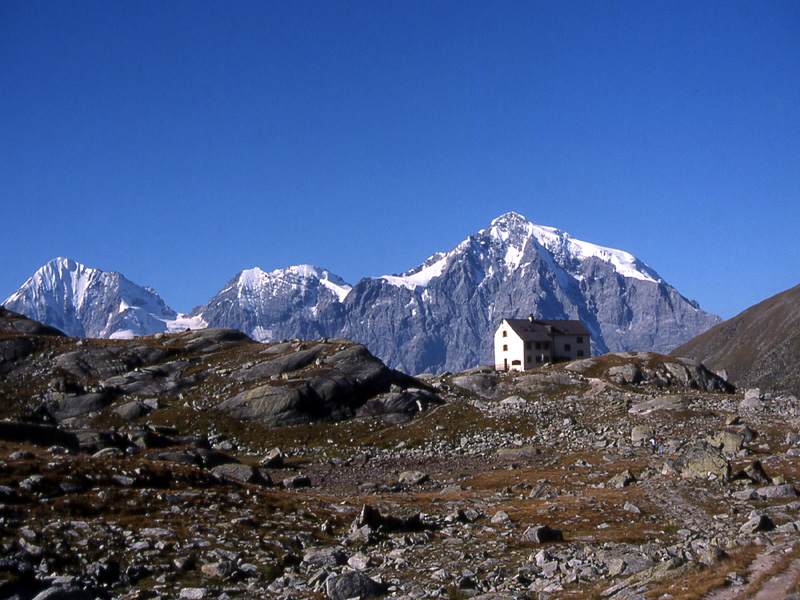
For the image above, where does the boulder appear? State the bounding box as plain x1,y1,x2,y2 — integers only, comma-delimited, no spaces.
303,547,348,569
282,474,311,488
73,429,128,453
491,510,511,524
756,484,798,499
740,389,765,412
211,463,270,486
397,471,428,486
355,388,438,423
705,430,746,454
608,470,636,488
49,392,113,420
149,450,202,466
113,400,152,421
348,504,423,536
736,425,758,443
607,363,644,384
259,448,284,468
217,383,317,425
675,440,730,480
740,514,774,533
325,572,387,600
629,395,688,415
32,586,93,600
521,524,563,543
234,345,328,382
452,373,498,398
217,343,413,426
528,482,560,500
733,460,771,485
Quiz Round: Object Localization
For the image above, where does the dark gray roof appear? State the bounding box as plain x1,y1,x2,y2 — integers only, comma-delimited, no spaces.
502,318,590,340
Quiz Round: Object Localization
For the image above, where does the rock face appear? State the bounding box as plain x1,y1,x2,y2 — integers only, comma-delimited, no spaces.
217,342,426,426
672,282,800,396
189,265,351,343
6,213,720,374
193,212,719,373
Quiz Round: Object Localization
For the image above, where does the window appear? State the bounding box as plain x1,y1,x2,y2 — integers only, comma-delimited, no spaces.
577,350,584,357
577,336,583,343
564,344,571,351
542,342,549,349
536,356,543,363
503,344,508,352
535,342,541,350
526,355,532,363
525,341,532,350
502,330,507,338
511,359,521,366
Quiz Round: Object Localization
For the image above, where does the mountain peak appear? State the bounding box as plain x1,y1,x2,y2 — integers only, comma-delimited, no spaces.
4,257,178,338
40,256,87,277
487,212,535,241
490,211,529,227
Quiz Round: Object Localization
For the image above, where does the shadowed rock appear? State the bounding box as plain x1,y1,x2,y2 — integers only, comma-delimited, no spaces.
521,525,564,543
0,421,79,450
326,571,386,600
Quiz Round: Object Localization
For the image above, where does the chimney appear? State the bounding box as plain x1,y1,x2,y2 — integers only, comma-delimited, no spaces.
528,313,535,323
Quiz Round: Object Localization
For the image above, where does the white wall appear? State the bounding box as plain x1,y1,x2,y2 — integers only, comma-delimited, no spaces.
494,320,525,371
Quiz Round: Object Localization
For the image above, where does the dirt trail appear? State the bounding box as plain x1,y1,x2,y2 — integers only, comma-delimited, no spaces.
703,544,800,600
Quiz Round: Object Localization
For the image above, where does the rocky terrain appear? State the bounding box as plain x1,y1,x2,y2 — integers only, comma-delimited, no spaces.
673,282,800,398
5,213,721,374
3,309,800,600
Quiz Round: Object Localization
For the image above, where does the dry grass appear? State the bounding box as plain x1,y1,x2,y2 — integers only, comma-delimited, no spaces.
642,545,761,600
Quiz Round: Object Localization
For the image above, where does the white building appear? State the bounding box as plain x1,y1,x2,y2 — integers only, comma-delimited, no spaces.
494,316,591,371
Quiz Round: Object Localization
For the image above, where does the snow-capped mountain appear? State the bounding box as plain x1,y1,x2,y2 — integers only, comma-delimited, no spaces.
188,265,351,342
4,213,721,373
2,258,203,339
191,212,720,372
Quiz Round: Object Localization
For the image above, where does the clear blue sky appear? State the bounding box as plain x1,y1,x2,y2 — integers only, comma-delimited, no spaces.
2,1,798,319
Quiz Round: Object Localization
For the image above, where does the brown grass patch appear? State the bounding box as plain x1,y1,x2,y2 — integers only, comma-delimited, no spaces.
643,544,760,600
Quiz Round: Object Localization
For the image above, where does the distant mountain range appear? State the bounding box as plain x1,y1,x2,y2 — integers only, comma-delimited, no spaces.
4,212,720,373
672,283,800,397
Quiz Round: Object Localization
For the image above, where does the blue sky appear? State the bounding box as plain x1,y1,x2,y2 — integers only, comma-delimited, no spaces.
1,1,798,319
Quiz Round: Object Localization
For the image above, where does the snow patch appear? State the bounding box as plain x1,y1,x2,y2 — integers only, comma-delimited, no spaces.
381,254,449,290
236,265,351,302
109,330,135,340
165,314,208,333
320,277,352,302
251,326,273,341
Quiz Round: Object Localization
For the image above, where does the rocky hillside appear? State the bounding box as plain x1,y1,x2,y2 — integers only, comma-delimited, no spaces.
0,307,434,429
4,310,800,600
672,283,800,397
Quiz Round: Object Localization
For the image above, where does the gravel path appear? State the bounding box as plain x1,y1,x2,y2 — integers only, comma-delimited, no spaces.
703,543,800,600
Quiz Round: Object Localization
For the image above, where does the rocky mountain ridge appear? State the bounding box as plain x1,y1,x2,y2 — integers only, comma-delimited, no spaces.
672,282,800,397
4,213,721,374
